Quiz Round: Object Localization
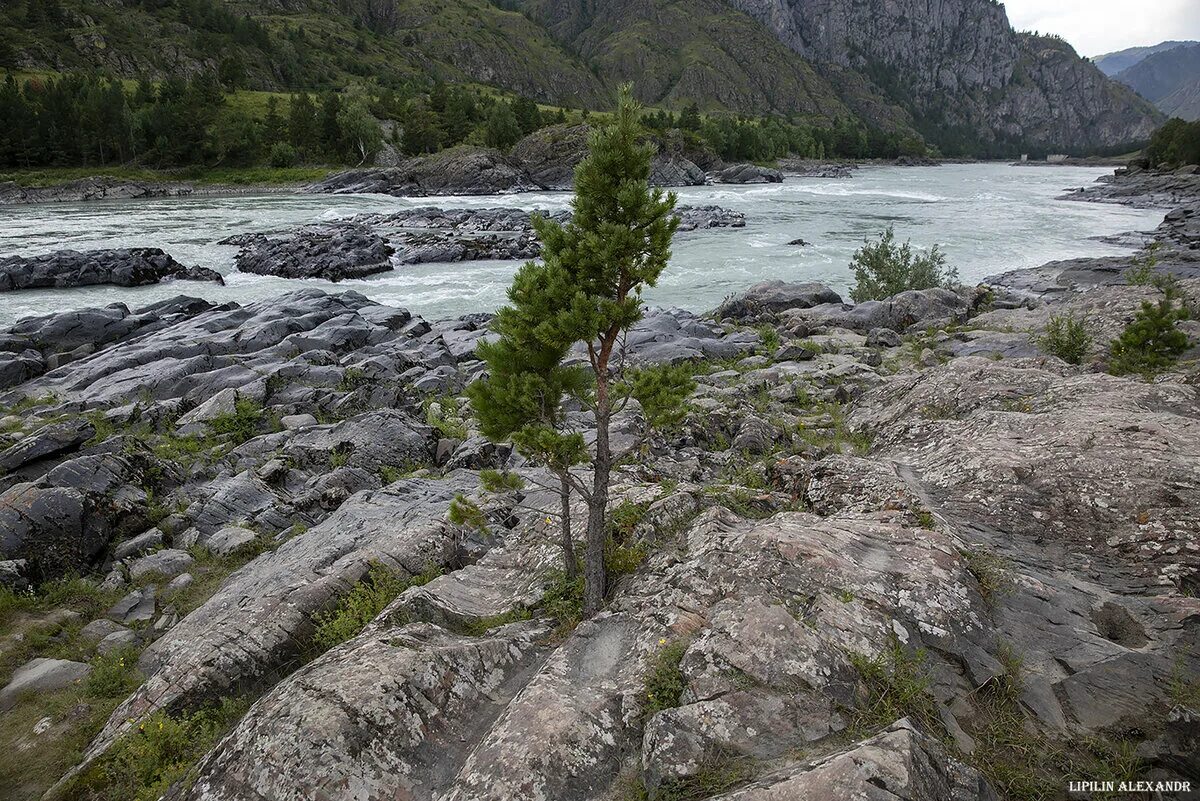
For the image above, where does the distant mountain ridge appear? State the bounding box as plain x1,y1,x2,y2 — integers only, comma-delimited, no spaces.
1094,40,1199,76
0,0,1163,156
1112,43,1200,122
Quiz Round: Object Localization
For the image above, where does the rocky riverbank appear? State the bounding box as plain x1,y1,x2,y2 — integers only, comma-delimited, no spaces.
0,168,1197,801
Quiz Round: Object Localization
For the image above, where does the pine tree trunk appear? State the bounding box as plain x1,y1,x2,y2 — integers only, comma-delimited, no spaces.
583,392,611,617
558,470,577,581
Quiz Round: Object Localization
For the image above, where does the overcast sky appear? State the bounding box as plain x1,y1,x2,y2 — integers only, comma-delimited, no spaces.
1002,0,1200,56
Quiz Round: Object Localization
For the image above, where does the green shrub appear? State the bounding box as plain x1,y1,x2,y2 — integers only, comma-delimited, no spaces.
849,226,958,302
208,399,265,444
63,698,250,801
1038,313,1092,364
539,568,585,637
1109,297,1190,376
268,141,299,168
423,395,468,440
86,647,143,699
643,639,689,717
310,564,440,653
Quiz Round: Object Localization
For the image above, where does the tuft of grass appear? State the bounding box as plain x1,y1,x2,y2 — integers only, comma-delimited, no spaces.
457,607,533,636
620,752,753,801
643,639,689,718
423,395,468,440
309,564,440,654
847,636,939,736
960,547,1013,607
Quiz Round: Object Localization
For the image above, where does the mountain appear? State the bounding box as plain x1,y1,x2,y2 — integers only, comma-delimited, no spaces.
0,0,1163,156
1094,40,1199,76
719,0,1162,154
1114,43,1200,121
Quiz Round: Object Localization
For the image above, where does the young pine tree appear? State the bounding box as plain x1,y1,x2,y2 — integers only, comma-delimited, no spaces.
469,85,689,616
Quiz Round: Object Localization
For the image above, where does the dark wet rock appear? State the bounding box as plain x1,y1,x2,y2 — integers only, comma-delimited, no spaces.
112,528,164,561
97,629,140,655
306,147,537,197
866,327,902,348
0,557,29,590
714,281,844,321
615,308,759,365
0,446,166,579
107,586,156,625
787,237,810,246
233,223,394,282
0,248,221,292
674,205,746,231
713,163,783,184
649,155,706,187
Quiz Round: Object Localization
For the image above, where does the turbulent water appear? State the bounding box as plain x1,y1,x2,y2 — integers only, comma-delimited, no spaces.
0,164,1166,326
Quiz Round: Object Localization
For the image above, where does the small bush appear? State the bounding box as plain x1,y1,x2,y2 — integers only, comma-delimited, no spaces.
86,647,143,699
310,564,440,653
643,639,689,718
423,396,468,440
849,226,959,302
1039,313,1092,364
268,141,299,168
539,568,584,636
1108,297,1190,376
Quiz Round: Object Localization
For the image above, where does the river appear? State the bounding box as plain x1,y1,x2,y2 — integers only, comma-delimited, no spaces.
0,164,1166,326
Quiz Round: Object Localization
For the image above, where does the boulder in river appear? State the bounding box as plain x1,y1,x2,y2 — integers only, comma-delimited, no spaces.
0,248,222,292
713,164,784,184
233,224,395,282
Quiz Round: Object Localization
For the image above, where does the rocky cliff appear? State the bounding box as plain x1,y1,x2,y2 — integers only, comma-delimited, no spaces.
723,0,1162,154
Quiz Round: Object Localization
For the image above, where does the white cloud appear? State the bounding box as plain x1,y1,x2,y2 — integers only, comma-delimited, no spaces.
1001,0,1200,56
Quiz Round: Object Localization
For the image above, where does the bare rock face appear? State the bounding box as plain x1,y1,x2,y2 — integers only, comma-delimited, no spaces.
726,0,1160,152
708,721,997,800
178,621,551,801
79,477,474,774
851,356,1200,590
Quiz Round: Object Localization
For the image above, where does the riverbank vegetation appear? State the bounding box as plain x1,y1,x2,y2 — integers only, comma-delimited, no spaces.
0,67,922,181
